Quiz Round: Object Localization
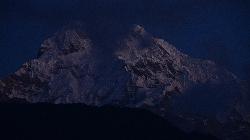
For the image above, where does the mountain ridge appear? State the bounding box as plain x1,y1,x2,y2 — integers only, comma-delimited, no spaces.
0,24,249,140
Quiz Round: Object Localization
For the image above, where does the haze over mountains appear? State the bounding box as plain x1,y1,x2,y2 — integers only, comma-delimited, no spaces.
0,0,250,80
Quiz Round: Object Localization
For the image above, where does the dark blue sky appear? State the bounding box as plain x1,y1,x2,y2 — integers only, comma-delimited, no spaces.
0,0,250,80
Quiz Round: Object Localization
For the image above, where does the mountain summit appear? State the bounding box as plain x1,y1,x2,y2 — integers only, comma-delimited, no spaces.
0,25,249,139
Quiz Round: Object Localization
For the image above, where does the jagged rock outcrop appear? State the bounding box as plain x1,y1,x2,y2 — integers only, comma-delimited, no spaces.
0,25,249,140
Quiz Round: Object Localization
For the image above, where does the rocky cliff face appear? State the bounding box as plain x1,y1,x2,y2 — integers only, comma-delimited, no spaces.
0,25,249,140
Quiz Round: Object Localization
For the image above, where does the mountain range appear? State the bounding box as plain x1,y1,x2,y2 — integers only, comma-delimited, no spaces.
0,24,249,140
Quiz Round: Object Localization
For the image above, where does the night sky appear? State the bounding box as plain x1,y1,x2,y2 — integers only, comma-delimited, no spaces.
0,0,250,81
